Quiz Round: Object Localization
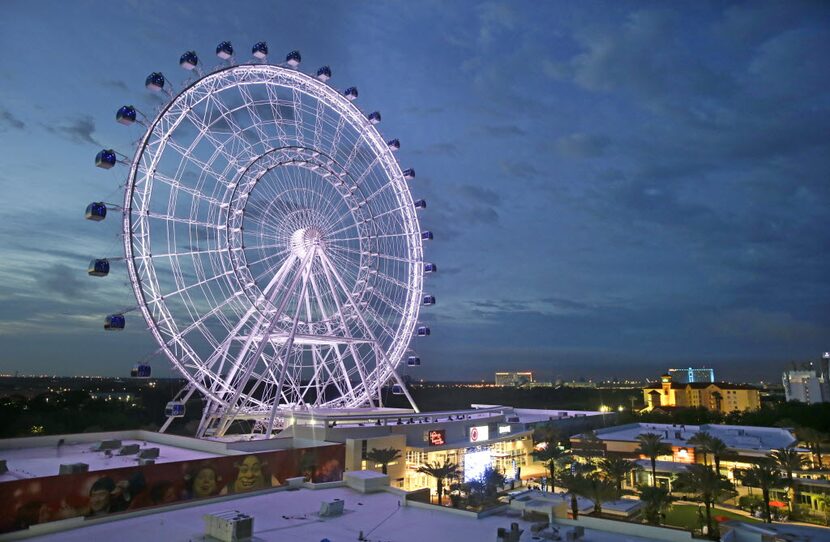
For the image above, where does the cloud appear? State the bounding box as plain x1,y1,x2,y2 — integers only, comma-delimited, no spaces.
36,264,90,300
0,109,24,130
43,116,101,146
554,133,610,158
412,142,459,157
477,125,526,137
710,308,825,343
457,185,501,206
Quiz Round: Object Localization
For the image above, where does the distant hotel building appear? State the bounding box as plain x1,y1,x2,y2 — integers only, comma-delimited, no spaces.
668,367,714,384
643,373,760,413
783,356,830,404
495,372,533,387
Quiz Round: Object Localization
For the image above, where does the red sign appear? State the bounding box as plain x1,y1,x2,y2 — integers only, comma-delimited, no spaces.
428,430,446,446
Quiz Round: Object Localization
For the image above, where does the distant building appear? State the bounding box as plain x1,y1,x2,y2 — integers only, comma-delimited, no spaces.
494,372,533,387
783,368,829,404
642,373,760,413
668,367,714,384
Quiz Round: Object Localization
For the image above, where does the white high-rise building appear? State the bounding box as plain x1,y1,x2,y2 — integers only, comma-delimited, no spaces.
782,369,828,404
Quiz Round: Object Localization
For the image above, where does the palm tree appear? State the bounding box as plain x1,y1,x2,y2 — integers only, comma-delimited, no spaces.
708,437,728,474
580,473,617,515
416,457,461,506
574,430,605,461
532,444,568,490
638,485,672,525
365,447,401,475
559,470,588,519
688,432,713,467
674,464,734,538
739,460,786,523
598,456,640,499
770,447,808,512
636,433,672,487
711,391,724,412
797,427,827,469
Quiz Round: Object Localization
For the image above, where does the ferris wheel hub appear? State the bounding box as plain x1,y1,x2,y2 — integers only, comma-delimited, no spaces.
290,226,326,258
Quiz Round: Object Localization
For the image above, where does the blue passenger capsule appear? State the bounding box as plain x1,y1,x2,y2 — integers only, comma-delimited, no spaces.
145,72,165,91
344,87,359,101
392,384,405,395
423,262,437,273
180,50,199,70
131,364,152,378
95,149,117,169
416,326,431,336
216,41,234,59
414,199,427,209
252,41,268,59
421,231,433,241
85,202,108,221
88,259,110,277
403,168,415,180
423,295,436,306
387,139,400,151
316,66,332,81
165,401,185,417
407,356,421,367
104,314,125,330
286,50,301,67
116,105,137,125
368,111,381,125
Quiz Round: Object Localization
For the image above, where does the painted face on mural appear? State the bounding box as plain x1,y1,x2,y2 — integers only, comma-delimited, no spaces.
88,489,110,515
234,456,265,491
192,467,218,498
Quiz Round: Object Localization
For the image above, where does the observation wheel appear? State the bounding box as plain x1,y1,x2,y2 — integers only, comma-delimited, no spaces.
87,43,436,438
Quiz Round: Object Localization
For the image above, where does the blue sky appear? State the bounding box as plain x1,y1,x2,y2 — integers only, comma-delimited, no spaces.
0,1,828,381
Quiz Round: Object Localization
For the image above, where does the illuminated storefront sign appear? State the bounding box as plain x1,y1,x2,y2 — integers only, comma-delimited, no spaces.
469,425,489,443
427,429,446,446
498,424,511,435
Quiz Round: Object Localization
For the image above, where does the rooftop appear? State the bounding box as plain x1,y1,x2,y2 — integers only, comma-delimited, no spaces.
583,423,797,452
23,486,668,542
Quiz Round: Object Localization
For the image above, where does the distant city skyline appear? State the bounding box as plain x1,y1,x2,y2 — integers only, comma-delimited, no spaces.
0,1,828,381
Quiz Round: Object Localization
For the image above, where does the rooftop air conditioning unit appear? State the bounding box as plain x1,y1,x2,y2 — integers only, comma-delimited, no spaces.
203,510,254,542
59,463,89,475
319,499,345,517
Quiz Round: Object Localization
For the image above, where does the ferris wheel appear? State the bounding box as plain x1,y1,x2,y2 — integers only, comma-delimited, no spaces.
86,41,436,438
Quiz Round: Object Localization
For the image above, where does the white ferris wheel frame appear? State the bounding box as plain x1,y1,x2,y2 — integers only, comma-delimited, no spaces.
121,64,424,437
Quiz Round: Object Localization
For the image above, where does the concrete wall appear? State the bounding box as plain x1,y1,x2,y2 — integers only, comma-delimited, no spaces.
344,434,407,487
556,516,694,542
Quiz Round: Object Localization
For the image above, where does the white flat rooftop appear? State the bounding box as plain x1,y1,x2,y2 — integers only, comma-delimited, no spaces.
0,440,221,482
587,423,797,452
24,486,667,542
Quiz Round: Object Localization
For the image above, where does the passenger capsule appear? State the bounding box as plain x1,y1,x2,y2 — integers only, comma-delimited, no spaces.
88,259,110,277
416,326,431,336
165,401,185,417
407,356,421,367
423,262,438,273
368,111,381,125
104,314,125,331
85,202,107,221
421,231,434,240
252,41,268,59
316,66,332,81
344,87,359,101
95,149,117,169
392,384,405,395
387,139,400,151
423,295,436,306
403,168,415,180
179,50,199,70
285,50,301,67
414,199,427,209
216,41,234,59
145,72,165,92
131,364,152,378
116,105,136,125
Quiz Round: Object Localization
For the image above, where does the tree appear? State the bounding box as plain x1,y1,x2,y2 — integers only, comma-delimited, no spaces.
574,430,605,461
708,437,728,474
674,464,734,538
598,456,640,499
688,432,713,467
638,485,672,525
533,422,563,447
583,473,617,515
481,466,506,502
532,444,568,489
739,460,786,523
365,447,402,475
770,447,808,512
635,433,672,487
797,427,827,469
712,391,724,412
416,457,461,506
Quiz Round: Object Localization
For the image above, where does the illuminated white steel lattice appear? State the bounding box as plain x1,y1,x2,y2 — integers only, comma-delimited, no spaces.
122,63,424,437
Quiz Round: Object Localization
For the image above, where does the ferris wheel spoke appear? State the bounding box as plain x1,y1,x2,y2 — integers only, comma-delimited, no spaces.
148,171,225,206
236,83,272,148
264,83,291,148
